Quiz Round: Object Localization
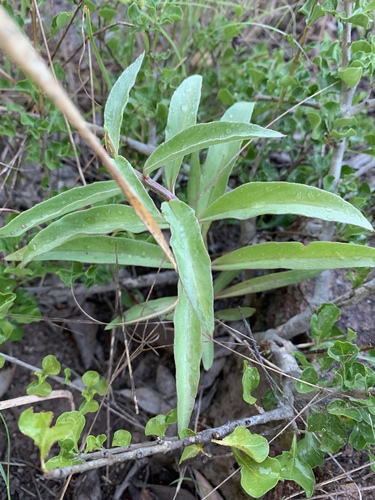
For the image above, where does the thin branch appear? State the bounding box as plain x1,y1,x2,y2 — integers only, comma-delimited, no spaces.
0,390,74,411
254,275,375,342
238,308,284,407
45,405,293,479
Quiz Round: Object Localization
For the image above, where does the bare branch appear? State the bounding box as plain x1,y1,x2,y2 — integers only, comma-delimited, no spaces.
45,405,293,479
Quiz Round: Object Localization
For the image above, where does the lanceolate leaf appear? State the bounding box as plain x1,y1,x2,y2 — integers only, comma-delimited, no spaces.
214,307,255,321
0,181,122,237
105,296,178,329
212,242,375,271
162,199,214,369
164,75,202,191
13,205,167,266
215,270,322,298
114,155,160,218
195,102,254,215
144,122,283,176
6,236,173,268
174,285,202,433
104,52,144,154
200,182,373,231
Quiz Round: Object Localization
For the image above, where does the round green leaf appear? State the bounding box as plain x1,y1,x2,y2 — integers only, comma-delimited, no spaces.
112,430,132,447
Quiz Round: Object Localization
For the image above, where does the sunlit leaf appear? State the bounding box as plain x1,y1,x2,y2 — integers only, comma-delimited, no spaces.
195,102,254,215
215,270,321,299
174,285,202,432
15,205,167,265
164,75,202,191
114,155,161,218
162,199,214,369
233,449,281,498
7,236,174,268
214,426,269,463
18,408,79,468
112,430,132,447
200,182,373,231
104,53,144,154
242,362,260,405
212,242,375,271
105,296,178,329
144,122,283,176
277,449,315,497
0,181,122,237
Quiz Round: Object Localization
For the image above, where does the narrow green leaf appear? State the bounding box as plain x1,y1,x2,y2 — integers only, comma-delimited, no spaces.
200,182,373,231
7,236,173,268
215,307,255,321
215,270,321,299
174,285,202,433
214,426,269,463
162,199,214,368
114,155,160,218
144,122,283,176
164,75,202,191
195,102,254,215
16,205,166,266
212,242,375,271
187,151,201,206
104,53,144,154
125,296,177,324
213,270,241,294
105,296,178,329
0,181,121,237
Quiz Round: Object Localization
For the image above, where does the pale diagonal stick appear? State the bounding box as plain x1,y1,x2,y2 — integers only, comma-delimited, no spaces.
0,7,177,271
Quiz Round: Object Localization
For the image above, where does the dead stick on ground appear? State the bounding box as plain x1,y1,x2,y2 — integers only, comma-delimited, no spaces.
45,405,293,479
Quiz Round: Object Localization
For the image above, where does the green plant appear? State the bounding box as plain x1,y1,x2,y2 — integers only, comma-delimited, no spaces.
0,413,11,500
1,0,375,497
2,50,374,435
